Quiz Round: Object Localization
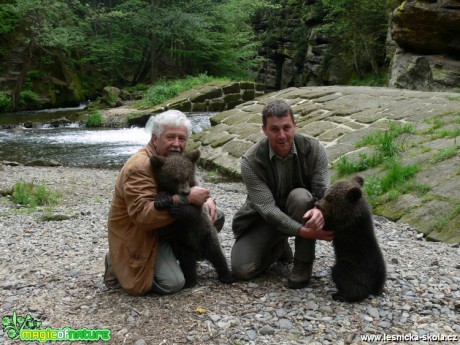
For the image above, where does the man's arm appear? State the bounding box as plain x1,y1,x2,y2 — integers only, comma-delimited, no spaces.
123,168,175,230
310,142,330,200
299,142,333,240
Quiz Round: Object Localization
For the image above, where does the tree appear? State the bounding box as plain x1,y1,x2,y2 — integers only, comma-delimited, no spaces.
7,0,87,110
82,0,270,84
321,0,390,79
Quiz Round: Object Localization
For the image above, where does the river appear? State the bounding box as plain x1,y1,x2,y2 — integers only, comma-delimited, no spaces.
0,112,213,169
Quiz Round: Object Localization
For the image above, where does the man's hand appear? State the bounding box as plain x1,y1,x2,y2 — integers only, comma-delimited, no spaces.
298,208,334,241
298,226,334,241
187,186,210,206
303,208,324,230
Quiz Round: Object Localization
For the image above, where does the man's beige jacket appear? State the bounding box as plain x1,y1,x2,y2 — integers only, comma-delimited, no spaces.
107,141,174,296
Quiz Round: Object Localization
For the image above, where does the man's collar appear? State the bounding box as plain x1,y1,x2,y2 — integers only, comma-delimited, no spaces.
269,142,297,160
146,140,157,156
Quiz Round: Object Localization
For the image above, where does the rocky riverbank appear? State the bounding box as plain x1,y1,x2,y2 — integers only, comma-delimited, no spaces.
1,165,459,344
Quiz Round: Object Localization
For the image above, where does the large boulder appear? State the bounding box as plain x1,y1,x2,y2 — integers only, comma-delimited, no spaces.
389,0,460,91
389,49,460,91
391,0,460,56
102,86,123,108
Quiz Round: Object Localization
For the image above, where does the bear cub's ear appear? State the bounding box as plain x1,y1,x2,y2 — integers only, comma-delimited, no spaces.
346,187,362,202
347,175,364,201
151,155,166,168
184,149,201,164
351,175,364,187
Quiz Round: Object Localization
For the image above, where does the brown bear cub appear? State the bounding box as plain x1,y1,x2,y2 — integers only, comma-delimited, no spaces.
150,149,233,288
315,176,386,302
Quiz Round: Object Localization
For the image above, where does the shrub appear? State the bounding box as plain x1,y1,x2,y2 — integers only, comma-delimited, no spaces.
85,110,104,127
0,91,11,111
18,90,41,109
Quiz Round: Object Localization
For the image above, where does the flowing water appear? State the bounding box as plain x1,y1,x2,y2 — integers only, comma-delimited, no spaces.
0,112,213,169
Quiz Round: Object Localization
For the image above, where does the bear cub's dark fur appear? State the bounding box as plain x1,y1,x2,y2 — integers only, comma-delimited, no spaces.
316,176,386,302
150,150,233,288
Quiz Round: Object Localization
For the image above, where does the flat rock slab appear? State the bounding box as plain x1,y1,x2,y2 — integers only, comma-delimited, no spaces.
189,86,460,243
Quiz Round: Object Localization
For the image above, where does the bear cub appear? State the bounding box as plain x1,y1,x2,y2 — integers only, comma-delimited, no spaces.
316,176,386,302
150,149,233,288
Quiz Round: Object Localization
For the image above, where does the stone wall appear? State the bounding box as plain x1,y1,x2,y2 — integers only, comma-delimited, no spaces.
164,82,266,113
127,82,266,127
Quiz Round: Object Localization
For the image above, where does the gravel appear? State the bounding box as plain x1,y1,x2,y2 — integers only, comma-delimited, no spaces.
0,164,459,344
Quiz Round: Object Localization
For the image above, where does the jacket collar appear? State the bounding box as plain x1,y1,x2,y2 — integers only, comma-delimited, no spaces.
145,139,158,157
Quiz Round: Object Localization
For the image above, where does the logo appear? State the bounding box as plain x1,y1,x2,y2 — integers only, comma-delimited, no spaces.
2,311,111,343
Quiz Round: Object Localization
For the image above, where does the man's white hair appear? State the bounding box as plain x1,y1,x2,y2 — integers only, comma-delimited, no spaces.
145,110,192,137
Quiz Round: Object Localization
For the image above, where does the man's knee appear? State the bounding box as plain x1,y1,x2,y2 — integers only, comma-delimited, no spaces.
153,273,185,295
231,261,259,281
286,188,315,221
153,240,185,294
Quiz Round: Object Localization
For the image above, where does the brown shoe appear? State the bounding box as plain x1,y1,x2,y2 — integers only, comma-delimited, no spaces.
103,254,119,288
288,259,312,289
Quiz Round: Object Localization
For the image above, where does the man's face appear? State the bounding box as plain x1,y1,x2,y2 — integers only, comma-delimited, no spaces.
152,125,188,157
262,114,296,158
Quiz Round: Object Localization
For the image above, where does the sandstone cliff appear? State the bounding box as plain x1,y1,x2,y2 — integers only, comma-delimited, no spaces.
389,0,460,91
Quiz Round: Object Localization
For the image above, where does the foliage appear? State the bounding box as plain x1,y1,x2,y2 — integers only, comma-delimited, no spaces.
320,0,396,79
11,0,87,52
11,181,60,208
18,90,41,109
85,110,104,127
0,92,11,112
193,0,272,79
140,74,230,108
1,0,270,105
78,0,271,84
349,70,389,87
0,1,18,35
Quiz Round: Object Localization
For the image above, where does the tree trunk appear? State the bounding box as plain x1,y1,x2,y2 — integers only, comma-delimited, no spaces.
150,32,158,83
11,41,34,112
131,45,149,85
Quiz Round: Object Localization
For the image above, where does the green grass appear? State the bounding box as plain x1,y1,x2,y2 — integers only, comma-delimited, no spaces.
139,74,231,108
363,161,421,206
334,121,415,177
11,181,61,208
85,110,104,127
431,146,458,163
433,202,460,232
333,120,424,207
421,112,460,139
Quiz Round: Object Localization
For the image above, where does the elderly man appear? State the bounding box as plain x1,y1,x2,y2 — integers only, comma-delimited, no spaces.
104,110,223,296
231,99,334,288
